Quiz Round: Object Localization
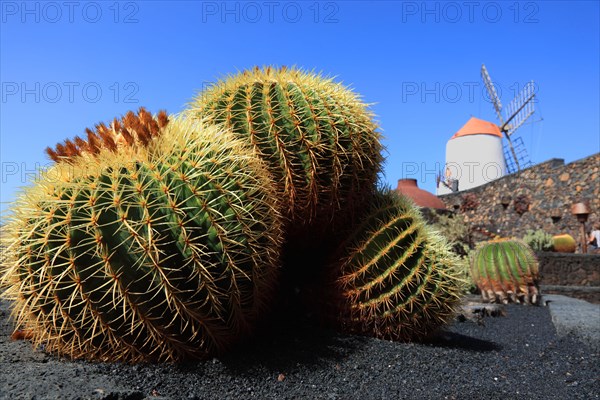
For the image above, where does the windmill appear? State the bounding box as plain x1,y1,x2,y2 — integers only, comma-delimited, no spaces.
481,64,536,173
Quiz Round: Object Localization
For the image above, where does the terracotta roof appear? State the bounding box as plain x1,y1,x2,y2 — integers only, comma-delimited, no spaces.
451,117,502,139
395,179,446,210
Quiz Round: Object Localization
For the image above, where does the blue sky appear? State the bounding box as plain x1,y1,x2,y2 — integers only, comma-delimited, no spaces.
1,1,599,214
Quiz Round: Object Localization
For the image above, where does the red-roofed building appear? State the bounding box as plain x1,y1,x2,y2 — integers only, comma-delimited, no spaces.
396,179,446,210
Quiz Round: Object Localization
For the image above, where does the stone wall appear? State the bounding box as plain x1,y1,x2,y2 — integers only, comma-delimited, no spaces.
538,252,600,303
538,252,600,287
439,153,600,250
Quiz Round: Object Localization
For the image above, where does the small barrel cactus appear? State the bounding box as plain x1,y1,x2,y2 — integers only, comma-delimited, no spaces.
470,239,540,304
552,234,576,253
186,66,383,235
1,114,283,363
326,191,465,341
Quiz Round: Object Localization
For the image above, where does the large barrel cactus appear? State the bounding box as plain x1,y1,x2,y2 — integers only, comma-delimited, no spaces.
0,113,283,362
186,66,383,234
470,239,540,304
327,191,465,341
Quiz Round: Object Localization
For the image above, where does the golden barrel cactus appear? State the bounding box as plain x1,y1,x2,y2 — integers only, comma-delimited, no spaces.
1,112,283,362
186,66,383,236
470,239,540,304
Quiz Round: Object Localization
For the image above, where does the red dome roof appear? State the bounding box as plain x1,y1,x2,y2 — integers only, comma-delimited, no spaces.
451,117,502,139
395,179,446,209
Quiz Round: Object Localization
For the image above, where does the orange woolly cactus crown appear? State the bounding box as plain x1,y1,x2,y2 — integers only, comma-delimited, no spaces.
45,107,169,163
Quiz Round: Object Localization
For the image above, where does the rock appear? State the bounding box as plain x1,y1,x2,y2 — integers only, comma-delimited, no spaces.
456,300,507,324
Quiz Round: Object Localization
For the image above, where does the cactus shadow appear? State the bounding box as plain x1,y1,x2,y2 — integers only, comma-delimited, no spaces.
210,239,370,375
217,313,369,376
206,238,370,376
422,330,503,352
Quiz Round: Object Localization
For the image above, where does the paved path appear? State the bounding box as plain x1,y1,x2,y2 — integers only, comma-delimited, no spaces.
544,294,600,351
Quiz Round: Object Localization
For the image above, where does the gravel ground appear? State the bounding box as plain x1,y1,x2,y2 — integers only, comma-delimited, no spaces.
0,298,598,400
545,294,600,351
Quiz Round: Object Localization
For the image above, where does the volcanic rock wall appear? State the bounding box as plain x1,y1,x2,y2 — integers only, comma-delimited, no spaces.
538,252,600,303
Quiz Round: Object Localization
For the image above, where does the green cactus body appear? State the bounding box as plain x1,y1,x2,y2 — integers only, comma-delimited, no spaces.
469,239,540,304
328,192,465,341
186,66,383,235
1,118,282,362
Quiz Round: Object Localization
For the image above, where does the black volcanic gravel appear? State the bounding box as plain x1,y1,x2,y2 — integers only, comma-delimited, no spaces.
0,299,598,400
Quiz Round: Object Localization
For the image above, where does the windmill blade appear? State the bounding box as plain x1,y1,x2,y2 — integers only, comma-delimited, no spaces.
507,109,535,137
481,64,505,125
504,81,536,136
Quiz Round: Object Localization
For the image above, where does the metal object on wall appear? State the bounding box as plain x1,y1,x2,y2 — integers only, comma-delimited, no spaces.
571,202,590,253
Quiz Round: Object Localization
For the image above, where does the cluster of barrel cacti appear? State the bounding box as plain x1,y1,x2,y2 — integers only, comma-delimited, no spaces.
1,66,465,363
469,238,540,304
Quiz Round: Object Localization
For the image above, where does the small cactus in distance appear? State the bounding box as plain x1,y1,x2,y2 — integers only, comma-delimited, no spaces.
552,234,576,253
1,115,283,363
469,239,540,304
326,191,466,342
523,229,554,252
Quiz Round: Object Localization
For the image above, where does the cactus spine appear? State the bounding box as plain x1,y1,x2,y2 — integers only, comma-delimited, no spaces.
328,192,465,341
470,239,540,304
186,66,383,233
45,107,169,163
1,116,282,362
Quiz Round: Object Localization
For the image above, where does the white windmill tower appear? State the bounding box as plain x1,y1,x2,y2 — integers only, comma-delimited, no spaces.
437,65,537,195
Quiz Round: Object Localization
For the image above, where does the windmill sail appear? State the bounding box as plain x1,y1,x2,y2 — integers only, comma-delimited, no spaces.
481,64,535,172
504,81,536,136
481,64,504,125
